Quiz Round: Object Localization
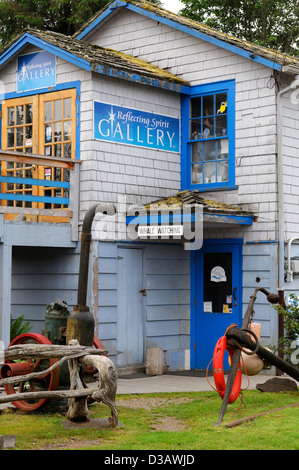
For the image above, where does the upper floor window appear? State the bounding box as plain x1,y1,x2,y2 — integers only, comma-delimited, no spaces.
181,80,235,191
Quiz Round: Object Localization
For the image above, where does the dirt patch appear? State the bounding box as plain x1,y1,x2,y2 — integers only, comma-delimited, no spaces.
39,437,104,450
116,396,193,410
152,416,186,432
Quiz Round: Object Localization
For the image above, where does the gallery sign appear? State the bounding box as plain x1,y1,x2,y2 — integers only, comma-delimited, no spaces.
17,51,56,93
94,101,180,152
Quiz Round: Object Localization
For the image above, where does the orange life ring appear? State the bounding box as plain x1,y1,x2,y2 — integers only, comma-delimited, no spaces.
213,336,242,404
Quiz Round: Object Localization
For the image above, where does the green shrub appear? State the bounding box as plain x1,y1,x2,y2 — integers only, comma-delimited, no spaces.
10,315,32,342
274,294,299,365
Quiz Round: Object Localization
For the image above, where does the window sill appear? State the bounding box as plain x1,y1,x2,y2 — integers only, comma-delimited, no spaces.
183,185,238,192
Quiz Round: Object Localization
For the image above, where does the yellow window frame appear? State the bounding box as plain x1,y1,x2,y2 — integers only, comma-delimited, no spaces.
1,89,76,222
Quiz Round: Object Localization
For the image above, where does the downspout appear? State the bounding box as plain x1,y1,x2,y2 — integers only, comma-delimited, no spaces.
66,203,116,346
277,75,299,288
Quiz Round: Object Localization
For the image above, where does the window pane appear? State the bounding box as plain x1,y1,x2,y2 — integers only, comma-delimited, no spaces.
54,100,62,121
216,93,227,115
215,115,227,137
44,101,52,122
204,162,216,183
45,124,52,143
25,126,32,145
204,140,216,161
63,143,71,158
54,122,62,142
203,95,214,116
16,105,24,125
7,129,14,148
191,97,201,118
191,120,201,140
191,163,203,184
202,117,214,138
44,146,52,156
218,138,229,158
217,161,229,182
64,98,72,119
8,107,15,126
16,127,23,147
204,252,232,313
25,104,33,124
63,121,71,141
191,142,203,162
54,144,62,157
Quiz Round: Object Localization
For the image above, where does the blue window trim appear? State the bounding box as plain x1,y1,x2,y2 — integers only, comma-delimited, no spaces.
181,79,236,191
0,81,81,160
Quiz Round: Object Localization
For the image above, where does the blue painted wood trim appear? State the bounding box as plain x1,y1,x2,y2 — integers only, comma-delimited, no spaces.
126,213,252,226
76,1,128,39
76,2,281,71
181,79,236,191
0,193,69,204
0,176,70,189
0,34,91,72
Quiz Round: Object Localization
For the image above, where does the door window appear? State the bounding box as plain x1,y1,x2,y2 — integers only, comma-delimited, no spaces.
203,252,232,314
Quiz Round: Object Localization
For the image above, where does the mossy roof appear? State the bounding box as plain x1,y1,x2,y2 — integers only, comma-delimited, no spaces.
76,0,299,71
144,190,255,217
0,28,189,89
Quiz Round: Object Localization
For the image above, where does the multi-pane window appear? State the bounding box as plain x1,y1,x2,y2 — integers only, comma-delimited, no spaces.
1,89,76,213
181,80,235,191
39,92,75,209
190,93,228,185
2,97,37,208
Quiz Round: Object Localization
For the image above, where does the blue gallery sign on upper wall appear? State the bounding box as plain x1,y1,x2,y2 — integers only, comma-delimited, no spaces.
94,102,180,152
17,51,56,93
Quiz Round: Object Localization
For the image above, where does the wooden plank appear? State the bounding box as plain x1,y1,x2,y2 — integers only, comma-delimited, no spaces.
0,149,81,169
0,206,72,218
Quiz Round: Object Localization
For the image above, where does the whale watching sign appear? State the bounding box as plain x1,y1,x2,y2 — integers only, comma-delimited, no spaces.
94,102,180,152
17,51,56,93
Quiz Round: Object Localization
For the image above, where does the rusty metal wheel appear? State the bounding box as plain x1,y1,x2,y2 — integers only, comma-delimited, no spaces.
1,333,60,411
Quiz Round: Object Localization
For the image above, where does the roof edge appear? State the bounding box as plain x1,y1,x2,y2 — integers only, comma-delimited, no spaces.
74,0,289,72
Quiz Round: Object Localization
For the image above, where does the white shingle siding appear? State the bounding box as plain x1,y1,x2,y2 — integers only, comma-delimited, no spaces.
89,10,281,243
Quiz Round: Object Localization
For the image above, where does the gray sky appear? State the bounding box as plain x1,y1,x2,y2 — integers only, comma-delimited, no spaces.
162,0,184,13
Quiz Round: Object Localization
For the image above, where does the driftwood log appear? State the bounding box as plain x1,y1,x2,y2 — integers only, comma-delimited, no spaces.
67,340,118,426
0,340,118,426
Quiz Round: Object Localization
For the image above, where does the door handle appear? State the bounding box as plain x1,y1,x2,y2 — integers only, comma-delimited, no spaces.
233,287,237,300
233,287,238,306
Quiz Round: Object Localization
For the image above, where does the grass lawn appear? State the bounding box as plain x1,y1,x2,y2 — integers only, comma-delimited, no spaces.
0,390,298,450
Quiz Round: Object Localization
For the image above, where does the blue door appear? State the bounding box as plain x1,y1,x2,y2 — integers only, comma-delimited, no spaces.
191,239,243,370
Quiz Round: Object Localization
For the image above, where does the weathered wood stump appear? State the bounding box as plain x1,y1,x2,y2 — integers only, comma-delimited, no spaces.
0,340,118,427
67,340,118,426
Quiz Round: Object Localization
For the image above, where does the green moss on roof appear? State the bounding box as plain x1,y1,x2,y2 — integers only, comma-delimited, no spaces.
77,0,299,70
144,190,255,216
1,28,188,88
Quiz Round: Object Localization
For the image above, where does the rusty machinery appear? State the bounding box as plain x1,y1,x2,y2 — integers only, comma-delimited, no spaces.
0,204,115,411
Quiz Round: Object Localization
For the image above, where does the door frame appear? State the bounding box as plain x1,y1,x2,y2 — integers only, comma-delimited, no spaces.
190,238,243,370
